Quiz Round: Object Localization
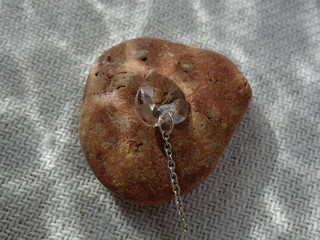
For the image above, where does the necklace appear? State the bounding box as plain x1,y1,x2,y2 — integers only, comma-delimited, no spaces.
135,71,192,239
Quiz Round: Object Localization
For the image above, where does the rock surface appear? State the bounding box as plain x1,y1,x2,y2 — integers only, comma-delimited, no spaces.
79,38,252,205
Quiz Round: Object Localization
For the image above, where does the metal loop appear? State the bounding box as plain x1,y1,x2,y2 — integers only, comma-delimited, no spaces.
167,160,175,170
165,150,172,158
171,172,178,181
158,111,174,136
162,131,170,142
173,185,181,195
164,141,172,151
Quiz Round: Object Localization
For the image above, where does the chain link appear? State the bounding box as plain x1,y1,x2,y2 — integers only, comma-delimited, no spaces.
159,113,192,240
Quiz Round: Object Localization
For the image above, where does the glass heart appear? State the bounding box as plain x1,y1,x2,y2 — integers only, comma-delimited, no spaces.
135,72,188,127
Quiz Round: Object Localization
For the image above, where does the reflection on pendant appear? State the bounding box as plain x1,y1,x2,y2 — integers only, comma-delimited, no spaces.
135,72,188,127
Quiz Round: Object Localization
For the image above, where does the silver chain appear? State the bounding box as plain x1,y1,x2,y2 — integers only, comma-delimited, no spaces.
158,113,192,240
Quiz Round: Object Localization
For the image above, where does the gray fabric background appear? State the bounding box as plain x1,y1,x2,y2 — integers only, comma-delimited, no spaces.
1,0,319,239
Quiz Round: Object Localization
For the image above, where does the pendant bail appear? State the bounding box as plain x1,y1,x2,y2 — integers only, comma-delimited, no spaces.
158,111,174,137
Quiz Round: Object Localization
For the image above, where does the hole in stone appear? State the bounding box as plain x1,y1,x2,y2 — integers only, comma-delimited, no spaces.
116,85,125,90
205,111,213,120
95,72,99,76
117,71,128,75
134,142,143,153
141,57,147,61
107,56,112,62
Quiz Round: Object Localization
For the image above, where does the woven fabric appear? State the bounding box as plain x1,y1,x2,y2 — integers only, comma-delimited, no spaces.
1,0,319,239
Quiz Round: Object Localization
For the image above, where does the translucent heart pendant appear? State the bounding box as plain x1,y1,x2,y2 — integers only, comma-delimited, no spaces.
135,72,188,127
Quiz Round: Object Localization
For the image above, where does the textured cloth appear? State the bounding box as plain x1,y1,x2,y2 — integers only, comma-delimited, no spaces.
0,0,319,239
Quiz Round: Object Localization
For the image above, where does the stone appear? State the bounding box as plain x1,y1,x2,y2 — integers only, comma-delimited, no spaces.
78,38,252,205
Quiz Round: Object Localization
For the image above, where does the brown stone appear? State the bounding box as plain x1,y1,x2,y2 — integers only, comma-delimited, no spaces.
78,38,252,205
